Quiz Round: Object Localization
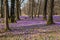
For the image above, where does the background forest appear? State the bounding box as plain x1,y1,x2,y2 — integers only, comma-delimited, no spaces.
0,0,60,40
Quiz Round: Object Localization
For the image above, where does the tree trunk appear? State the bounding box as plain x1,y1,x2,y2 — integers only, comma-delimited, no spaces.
7,0,9,19
1,0,4,18
16,0,20,20
19,0,21,16
33,0,36,18
38,0,41,18
43,0,48,20
31,0,34,19
3,0,10,31
47,0,54,25
10,0,15,23
28,0,31,18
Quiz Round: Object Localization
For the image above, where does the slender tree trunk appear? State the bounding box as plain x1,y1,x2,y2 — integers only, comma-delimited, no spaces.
47,0,54,25
43,0,48,20
10,0,15,23
33,0,36,18
28,0,31,18
1,0,4,18
7,0,9,19
7,1,9,18
16,0,20,20
3,0,10,31
19,0,21,16
38,0,41,18
19,0,24,16
31,0,34,19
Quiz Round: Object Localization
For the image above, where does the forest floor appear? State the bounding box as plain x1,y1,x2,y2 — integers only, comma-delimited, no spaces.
0,15,60,40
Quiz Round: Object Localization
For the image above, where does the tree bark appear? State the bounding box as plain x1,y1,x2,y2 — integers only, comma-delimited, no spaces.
16,0,20,20
43,0,48,20
1,0,4,18
31,0,34,19
47,0,54,25
33,0,36,18
28,0,31,18
38,0,41,18
3,0,10,31
10,0,15,23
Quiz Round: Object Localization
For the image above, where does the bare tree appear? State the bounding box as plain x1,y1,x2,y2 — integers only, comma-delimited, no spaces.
15,0,20,20
47,0,54,25
3,0,10,31
33,0,36,18
1,0,4,18
29,0,33,18
28,0,31,17
38,0,42,18
31,0,34,19
20,0,25,16
10,0,15,23
43,0,48,20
